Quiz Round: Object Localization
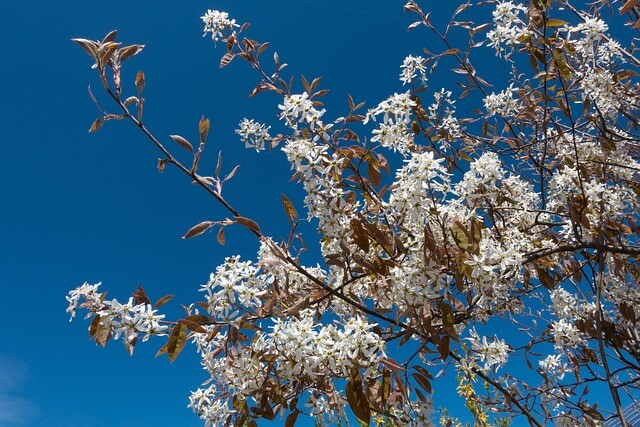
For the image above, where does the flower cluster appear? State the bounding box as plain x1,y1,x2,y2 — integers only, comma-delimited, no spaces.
399,55,427,86
201,10,238,42
365,91,416,154
279,92,327,131
467,328,511,372
200,256,269,325
427,88,462,147
486,1,530,57
235,118,271,152
483,83,520,117
66,282,168,354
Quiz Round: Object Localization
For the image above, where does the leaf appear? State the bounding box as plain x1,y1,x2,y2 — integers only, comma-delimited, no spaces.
223,165,240,182
441,302,455,328
89,314,101,339
133,285,151,305
167,323,188,363
199,116,210,143
186,314,215,324
235,216,261,233
119,44,144,62
89,117,104,133
350,218,370,253
183,221,214,239
284,410,299,427
439,335,451,361
621,0,639,14
169,135,194,153
220,52,235,68
450,222,470,250
154,294,174,309
345,380,371,425
281,194,299,226
102,30,118,43
367,162,381,187
155,342,168,357
546,19,567,27
72,38,99,60
157,159,167,173
217,227,225,245
178,318,207,333
135,70,145,94
412,372,433,394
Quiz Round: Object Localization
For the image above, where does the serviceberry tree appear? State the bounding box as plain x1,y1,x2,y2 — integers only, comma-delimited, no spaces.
68,1,640,426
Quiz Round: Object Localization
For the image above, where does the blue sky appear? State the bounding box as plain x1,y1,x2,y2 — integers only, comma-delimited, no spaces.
0,1,478,426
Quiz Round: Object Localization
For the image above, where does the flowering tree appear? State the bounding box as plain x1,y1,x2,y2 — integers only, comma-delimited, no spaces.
68,1,640,426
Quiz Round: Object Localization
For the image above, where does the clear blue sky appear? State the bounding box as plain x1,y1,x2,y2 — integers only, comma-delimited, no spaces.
0,1,472,426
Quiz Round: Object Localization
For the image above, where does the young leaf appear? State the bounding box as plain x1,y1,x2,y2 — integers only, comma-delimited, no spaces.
220,52,235,68
169,135,193,153
217,227,225,245
154,294,174,309
620,0,639,14
345,380,371,425
135,70,145,95
167,323,188,363
235,216,261,233
89,117,104,133
133,285,151,305
199,116,210,143
119,44,145,62
183,221,214,239
281,194,299,226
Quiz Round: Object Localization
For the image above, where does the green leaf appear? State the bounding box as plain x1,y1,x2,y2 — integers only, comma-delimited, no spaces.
546,19,567,27
450,222,469,250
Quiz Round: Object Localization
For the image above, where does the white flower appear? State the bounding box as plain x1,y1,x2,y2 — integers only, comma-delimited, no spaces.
278,93,326,129
235,118,271,152
483,83,520,117
550,319,585,348
201,10,239,42
66,282,103,321
486,1,530,57
539,354,571,380
467,328,511,371
400,55,427,85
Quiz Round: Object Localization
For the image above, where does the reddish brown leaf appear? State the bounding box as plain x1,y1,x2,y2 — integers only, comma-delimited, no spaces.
284,410,299,427
235,216,261,233
220,52,235,68
621,0,639,14
217,227,225,245
183,221,214,239
154,294,174,309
